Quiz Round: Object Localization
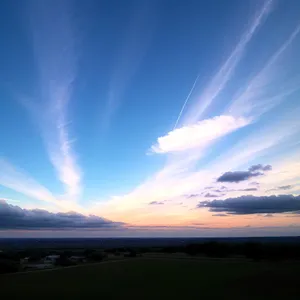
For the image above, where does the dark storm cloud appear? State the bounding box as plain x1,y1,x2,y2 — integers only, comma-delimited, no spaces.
0,200,122,230
197,194,300,215
217,164,272,183
248,164,272,172
187,186,257,200
217,171,262,183
266,185,293,192
212,213,228,217
214,187,258,193
149,201,164,205
239,188,258,192
278,185,293,190
186,192,225,199
204,193,222,198
186,194,201,198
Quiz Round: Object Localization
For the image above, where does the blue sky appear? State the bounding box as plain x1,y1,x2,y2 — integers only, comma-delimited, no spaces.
0,0,300,237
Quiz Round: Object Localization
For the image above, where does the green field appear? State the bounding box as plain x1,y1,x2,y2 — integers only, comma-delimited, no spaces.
1,258,299,299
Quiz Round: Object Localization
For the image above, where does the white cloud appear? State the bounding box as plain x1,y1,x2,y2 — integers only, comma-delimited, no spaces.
151,115,249,154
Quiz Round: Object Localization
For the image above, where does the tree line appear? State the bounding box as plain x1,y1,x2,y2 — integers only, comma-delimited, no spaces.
1,241,299,274
158,241,300,261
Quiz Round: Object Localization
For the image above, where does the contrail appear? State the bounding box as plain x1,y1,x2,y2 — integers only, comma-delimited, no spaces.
173,74,200,130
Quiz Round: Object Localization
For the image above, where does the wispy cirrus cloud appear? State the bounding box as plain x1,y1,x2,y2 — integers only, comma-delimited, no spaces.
0,159,84,213
27,0,81,201
180,0,273,126
162,2,300,164
226,24,300,119
0,158,57,205
102,1,156,130
158,23,300,161
149,0,280,158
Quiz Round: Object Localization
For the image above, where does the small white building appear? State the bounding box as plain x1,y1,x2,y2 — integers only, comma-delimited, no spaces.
69,256,86,263
20,257,30,265
44,255,60,264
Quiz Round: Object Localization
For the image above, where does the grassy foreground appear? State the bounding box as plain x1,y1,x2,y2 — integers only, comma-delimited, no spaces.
1,258,299,299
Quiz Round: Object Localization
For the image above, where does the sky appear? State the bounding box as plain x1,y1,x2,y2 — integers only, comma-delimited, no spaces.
0,0,300,237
